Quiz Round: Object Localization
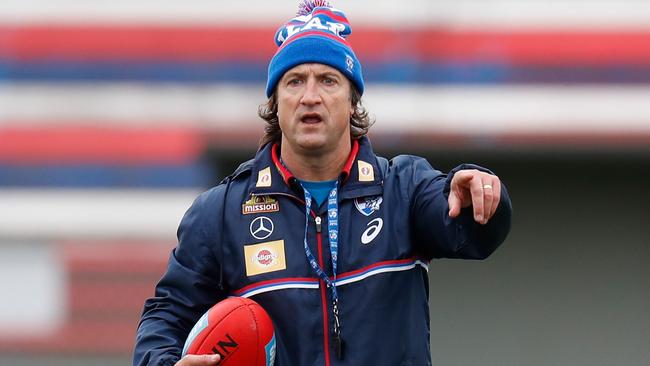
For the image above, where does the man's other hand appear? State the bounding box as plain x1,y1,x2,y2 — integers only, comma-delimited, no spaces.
175,354,221,366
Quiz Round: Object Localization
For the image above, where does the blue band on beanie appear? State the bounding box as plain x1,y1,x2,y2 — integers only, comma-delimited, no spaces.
266,5,364,97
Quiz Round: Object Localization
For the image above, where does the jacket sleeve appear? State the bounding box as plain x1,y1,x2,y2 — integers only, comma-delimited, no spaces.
405,158,512,260
133,186,228,366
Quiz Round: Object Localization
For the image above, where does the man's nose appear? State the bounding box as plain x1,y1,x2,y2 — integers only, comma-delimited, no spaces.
300,78,322,106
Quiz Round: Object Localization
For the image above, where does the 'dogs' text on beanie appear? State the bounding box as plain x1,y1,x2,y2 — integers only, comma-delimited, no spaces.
265,0,364,97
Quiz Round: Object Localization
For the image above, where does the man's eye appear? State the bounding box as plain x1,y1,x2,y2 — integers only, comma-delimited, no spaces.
323,78,336,85
288,79,302,86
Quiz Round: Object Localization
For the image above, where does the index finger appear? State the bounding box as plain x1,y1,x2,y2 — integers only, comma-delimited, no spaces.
175,354,221,366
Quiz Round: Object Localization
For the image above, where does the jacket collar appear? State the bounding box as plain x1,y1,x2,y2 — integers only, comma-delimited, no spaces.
248,136,383,199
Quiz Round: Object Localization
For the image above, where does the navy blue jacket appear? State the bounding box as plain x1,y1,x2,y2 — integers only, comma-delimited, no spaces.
134,137,512,366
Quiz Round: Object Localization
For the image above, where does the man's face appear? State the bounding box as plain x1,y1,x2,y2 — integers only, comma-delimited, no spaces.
277,63,353,156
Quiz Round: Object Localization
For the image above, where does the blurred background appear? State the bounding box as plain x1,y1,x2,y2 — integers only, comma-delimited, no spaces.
0,0,648,365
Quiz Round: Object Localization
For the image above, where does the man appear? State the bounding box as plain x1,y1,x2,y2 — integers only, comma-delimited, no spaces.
134,1,512,365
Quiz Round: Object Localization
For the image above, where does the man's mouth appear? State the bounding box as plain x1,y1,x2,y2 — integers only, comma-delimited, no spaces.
300,113,323,124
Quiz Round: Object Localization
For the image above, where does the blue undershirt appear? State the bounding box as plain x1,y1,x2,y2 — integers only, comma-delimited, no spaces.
299,179,337,207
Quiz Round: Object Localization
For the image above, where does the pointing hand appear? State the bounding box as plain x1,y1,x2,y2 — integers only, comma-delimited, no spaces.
448,169,502,225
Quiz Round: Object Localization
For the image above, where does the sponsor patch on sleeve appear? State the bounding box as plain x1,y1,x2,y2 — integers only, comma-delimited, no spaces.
244,240,286,276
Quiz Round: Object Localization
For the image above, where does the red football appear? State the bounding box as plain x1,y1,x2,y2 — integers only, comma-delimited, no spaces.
181,297,276,365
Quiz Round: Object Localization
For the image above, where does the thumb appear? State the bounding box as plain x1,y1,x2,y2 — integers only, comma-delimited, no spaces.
176,354,221,366
448,189,462,218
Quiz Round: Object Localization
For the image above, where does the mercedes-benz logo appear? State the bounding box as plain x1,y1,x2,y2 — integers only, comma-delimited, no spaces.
250,216,274,240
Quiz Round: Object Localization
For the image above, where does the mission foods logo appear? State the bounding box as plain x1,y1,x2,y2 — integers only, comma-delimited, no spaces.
244,240,287,276
242,196,279,215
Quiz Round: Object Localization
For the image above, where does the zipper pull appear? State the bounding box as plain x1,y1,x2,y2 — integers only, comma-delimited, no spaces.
333,332,344,360
315,216,322,233
332,299,344,360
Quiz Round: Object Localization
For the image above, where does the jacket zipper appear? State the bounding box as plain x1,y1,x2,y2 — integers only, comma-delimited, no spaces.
254,193,332,365
315,215,331,366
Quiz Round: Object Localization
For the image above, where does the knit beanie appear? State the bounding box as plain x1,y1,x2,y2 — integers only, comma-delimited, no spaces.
265,0,364,97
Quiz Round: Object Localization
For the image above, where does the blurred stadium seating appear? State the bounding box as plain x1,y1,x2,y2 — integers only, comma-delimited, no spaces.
0,1,648,365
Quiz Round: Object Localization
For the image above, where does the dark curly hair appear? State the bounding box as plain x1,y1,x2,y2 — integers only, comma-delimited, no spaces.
257,85,373,149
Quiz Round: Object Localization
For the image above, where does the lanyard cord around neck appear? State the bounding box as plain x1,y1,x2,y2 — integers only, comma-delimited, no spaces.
300,182,345,359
